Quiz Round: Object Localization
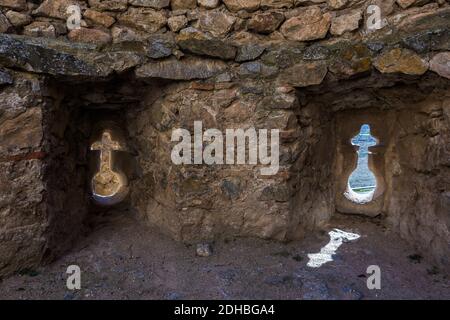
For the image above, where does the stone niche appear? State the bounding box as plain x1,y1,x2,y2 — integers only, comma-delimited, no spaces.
334,109,394,217
297,74,450,268
1,0,450,277
1,65,449,278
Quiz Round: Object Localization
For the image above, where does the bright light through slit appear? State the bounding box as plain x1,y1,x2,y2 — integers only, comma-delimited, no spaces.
307,229,360,268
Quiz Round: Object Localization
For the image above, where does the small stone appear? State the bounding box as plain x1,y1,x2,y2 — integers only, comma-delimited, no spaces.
129,0,170,9
235,43,265,62
329,44,372,78
0,12,12,33
259,185,290,202
198,11,236,37
0,69,13,85
327,0,347,10
136,57,227,80
23,21,56,38
396,0,416,9
248,11,285,34
331,9,362,36
171,0,197,10
374,48,429,75
167,292,182,300
280,60,328,87
5,11,31,27
196,243,212,257
68,27,112,45
176,28,237,60
429,52,450,79
258,92,298,109
0,107,43,153
223,0,261,12
168,15,188,32
261,0,294,9
111,25,149,43
280,6,331,41
88,0,128,12
198,0,220,9
118,7,167,33
0,0,26,10
221,180,241,200
33,0,82,20
303,45,330,60
84,9,115,28
146,33,175,58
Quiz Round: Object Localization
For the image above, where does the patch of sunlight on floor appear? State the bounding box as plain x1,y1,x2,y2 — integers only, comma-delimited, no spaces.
307,229,361,268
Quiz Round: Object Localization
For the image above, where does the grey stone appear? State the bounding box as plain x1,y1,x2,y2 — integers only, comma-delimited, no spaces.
146,34,176,59
235,44,265,62
176,28,237,60
136,57,227,80
0,69,13,85
196,243,213,257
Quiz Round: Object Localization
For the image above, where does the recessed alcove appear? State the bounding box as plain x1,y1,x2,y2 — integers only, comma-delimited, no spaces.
40,75,155,261
345,124,378,204
288,72,449,268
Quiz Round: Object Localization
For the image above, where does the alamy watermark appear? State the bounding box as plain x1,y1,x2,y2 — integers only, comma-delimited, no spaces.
66,265,81,290
66,5,81,30
171,121,280,176
366,265,381,290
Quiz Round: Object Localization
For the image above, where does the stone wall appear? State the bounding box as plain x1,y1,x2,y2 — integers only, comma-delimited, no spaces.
0,72,91,276
302,75,450,267
0,0,449,276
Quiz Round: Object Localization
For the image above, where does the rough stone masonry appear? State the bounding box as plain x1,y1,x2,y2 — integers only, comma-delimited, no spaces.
0,0,449,277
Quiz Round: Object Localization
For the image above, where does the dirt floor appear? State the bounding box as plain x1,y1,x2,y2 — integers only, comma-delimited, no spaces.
0,211,448,300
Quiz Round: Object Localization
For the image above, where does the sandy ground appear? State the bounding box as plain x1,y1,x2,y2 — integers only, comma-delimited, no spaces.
0,211,448,300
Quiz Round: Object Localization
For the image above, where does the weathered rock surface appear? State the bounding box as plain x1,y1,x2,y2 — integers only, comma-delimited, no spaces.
331,9,362,36
23,22,57,38
0,0,27,10
129,0,170,9
68,28,112,44
0,12,12,34
88,0,128,12
176,28,237,60
135,57,227,80
223,0,261,12
0,34,143,77
329,44,372,78
279,61,328,87
171,0,197,10
327,0,348,10
248,11,285,34
5,11,32,27
118,7,167,33
0,69,13,85
197,10,236,37
33,0,83,20
280,6,331,41
146,33,176,58
374,48,429,75
168,15,188,32
430,52,450,79
84,9,116,28
198,0,220,9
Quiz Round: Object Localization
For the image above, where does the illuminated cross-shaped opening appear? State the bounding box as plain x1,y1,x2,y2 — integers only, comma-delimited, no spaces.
344,124,377,204
91,131,128,205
